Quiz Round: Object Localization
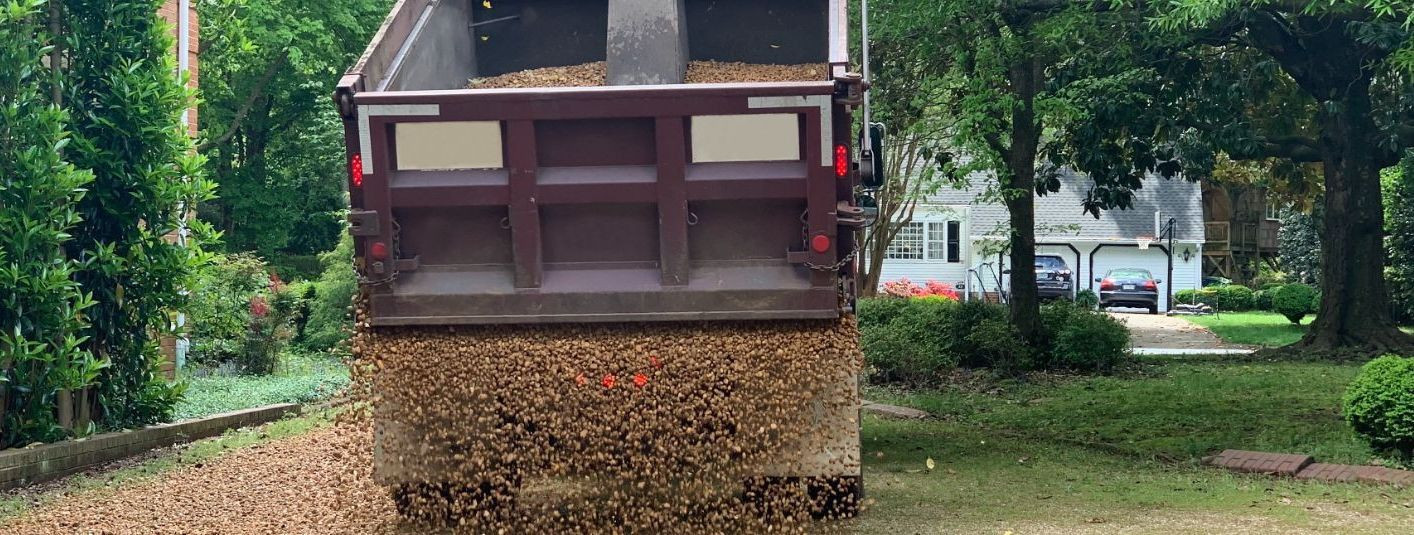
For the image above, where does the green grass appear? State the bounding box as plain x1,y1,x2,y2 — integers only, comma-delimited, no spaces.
1184,312,1313,347
849,358,1414,532
0,412,333,520
174,361,349,420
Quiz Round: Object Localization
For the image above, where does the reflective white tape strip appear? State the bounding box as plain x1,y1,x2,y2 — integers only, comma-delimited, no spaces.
357,104,441,172
747,95,832,166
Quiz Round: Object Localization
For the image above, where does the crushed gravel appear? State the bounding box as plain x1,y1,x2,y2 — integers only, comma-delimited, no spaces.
1,423,402,535
468,61,828,89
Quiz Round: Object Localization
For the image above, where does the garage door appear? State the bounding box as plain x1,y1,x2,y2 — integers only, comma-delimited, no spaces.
1090,246,1174,311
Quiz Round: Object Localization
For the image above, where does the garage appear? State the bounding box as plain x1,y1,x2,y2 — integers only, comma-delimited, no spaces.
1088,243,1203,312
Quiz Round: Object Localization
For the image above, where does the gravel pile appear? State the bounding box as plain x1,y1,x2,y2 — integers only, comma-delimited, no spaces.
468,61,828,89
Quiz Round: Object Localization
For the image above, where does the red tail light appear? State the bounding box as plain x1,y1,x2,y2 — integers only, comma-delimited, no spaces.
370,241,389,260
834,144,849,178
1100,278,1117,291
1144,280,1158,290
350,154,364,188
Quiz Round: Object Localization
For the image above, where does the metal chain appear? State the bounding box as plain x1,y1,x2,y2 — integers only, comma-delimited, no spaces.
357,220,401,287
806,248,859,273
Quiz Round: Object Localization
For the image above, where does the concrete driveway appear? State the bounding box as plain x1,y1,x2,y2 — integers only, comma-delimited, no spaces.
1107,311,1254,354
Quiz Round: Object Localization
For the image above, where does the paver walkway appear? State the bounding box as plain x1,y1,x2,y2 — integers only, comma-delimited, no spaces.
1108,311,1254,353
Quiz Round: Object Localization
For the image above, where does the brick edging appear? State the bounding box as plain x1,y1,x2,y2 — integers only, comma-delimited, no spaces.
0,403,300,491
1204,449,1414,487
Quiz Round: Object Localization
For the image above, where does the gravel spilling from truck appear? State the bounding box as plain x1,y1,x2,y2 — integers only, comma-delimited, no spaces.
468,61,829,89
352,309,864,532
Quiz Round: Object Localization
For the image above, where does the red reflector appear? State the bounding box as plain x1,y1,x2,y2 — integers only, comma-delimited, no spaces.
350,154,364,188
834,145,849,178
602,374,617,389
811,234,832,254
370,241,389,260
1100,279,1116,291
633,373,648,388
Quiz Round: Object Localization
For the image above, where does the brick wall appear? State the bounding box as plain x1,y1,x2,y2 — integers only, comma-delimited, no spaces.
158,0,199,138
157,1,199,379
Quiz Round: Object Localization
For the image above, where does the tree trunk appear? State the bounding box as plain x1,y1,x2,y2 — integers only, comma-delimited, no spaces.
1004,55,1044,345
1300,84,1414,354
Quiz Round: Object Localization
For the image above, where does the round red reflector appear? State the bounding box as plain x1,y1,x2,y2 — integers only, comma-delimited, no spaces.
370,241,389,260
811,234,832,253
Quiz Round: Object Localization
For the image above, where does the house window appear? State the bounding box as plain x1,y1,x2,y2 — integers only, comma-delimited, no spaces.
947,221,961,263
1265,202,1281,221
885,220,963,262
885,222,925,260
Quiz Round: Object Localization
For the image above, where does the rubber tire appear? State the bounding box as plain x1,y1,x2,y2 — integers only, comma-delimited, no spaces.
1148,305,1159,315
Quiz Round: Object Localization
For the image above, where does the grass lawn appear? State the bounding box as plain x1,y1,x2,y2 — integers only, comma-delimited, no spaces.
174,359,349,420
1183,312,1314,347
851,357,1414,533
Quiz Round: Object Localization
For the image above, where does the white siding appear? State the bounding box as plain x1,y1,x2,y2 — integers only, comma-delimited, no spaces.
957,239,1203,311
872,205,970,290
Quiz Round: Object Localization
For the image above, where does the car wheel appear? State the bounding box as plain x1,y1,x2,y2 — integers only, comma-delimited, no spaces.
1148,305,1159,315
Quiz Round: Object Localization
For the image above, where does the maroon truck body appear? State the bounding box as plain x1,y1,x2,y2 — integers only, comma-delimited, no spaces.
336,0,864,326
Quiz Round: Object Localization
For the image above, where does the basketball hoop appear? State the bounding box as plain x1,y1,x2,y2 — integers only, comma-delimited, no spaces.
1137,238,1152,250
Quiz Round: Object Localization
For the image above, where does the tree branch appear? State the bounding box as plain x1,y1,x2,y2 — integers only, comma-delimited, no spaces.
1228,134,1323,163
196,54,287,152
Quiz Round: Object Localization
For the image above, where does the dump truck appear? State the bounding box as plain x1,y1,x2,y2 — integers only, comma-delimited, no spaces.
336,0,876,525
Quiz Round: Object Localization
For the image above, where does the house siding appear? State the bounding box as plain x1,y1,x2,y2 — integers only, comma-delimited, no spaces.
876,169,1206,311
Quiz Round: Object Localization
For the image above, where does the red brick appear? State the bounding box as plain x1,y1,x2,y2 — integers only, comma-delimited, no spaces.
1206,450,1313,476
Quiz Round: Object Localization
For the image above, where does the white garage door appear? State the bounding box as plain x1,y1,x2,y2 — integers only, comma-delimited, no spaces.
1091,246,1175,311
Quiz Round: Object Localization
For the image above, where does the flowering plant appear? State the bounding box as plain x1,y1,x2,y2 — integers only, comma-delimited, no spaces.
881,278,960,300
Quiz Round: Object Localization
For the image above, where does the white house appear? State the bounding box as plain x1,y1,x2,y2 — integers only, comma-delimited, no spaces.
875,170,1206,312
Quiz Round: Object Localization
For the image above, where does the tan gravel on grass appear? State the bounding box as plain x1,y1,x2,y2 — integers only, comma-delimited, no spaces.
1,424,401,535
468,60,828,89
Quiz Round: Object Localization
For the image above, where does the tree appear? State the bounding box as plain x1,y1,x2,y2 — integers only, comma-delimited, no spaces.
871,1,1117,344
1053,1,1414,355
858,2,954,295
0,0,96,447
1388,156,1414,324
196,0,389,259
58,0,216,428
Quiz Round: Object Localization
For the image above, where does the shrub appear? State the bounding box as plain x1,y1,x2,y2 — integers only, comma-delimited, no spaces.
299,235,358,353
1211,285,1257,311
1050,310,1131,372
880,278,961,300
966,318,1031,374
1273,283,1318,324
1075,289,1100,309
1343,356,1414,459
857,297,909,332
188,254,270,367
1253,287,1276,311
861,298,959,384
1176,285,1256,310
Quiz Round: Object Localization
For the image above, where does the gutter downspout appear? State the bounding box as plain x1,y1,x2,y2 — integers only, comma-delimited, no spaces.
175,0,191,370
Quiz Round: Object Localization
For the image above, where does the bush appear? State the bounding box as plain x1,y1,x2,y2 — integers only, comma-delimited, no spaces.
1342,356,1414,459
861,298,960,384
967,318,1032,374
1273,283,1318,324
1048,307,1131,372
880,278,961,300
857,297,910,332
188,254,271,367
1253,287,1276,311
298,235,358,353
1211,285,1257,311
1175,285,1256,310
1075,289,1100,309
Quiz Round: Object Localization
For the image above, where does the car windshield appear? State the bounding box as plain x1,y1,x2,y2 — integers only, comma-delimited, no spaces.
1108,269,1153,280
1034,256,1067,270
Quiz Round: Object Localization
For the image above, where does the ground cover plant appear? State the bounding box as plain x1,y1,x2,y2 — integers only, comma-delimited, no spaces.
173,361,348,420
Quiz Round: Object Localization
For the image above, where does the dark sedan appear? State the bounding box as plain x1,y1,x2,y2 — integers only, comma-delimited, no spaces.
1096,268,1162,314
1034,255,1074,300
